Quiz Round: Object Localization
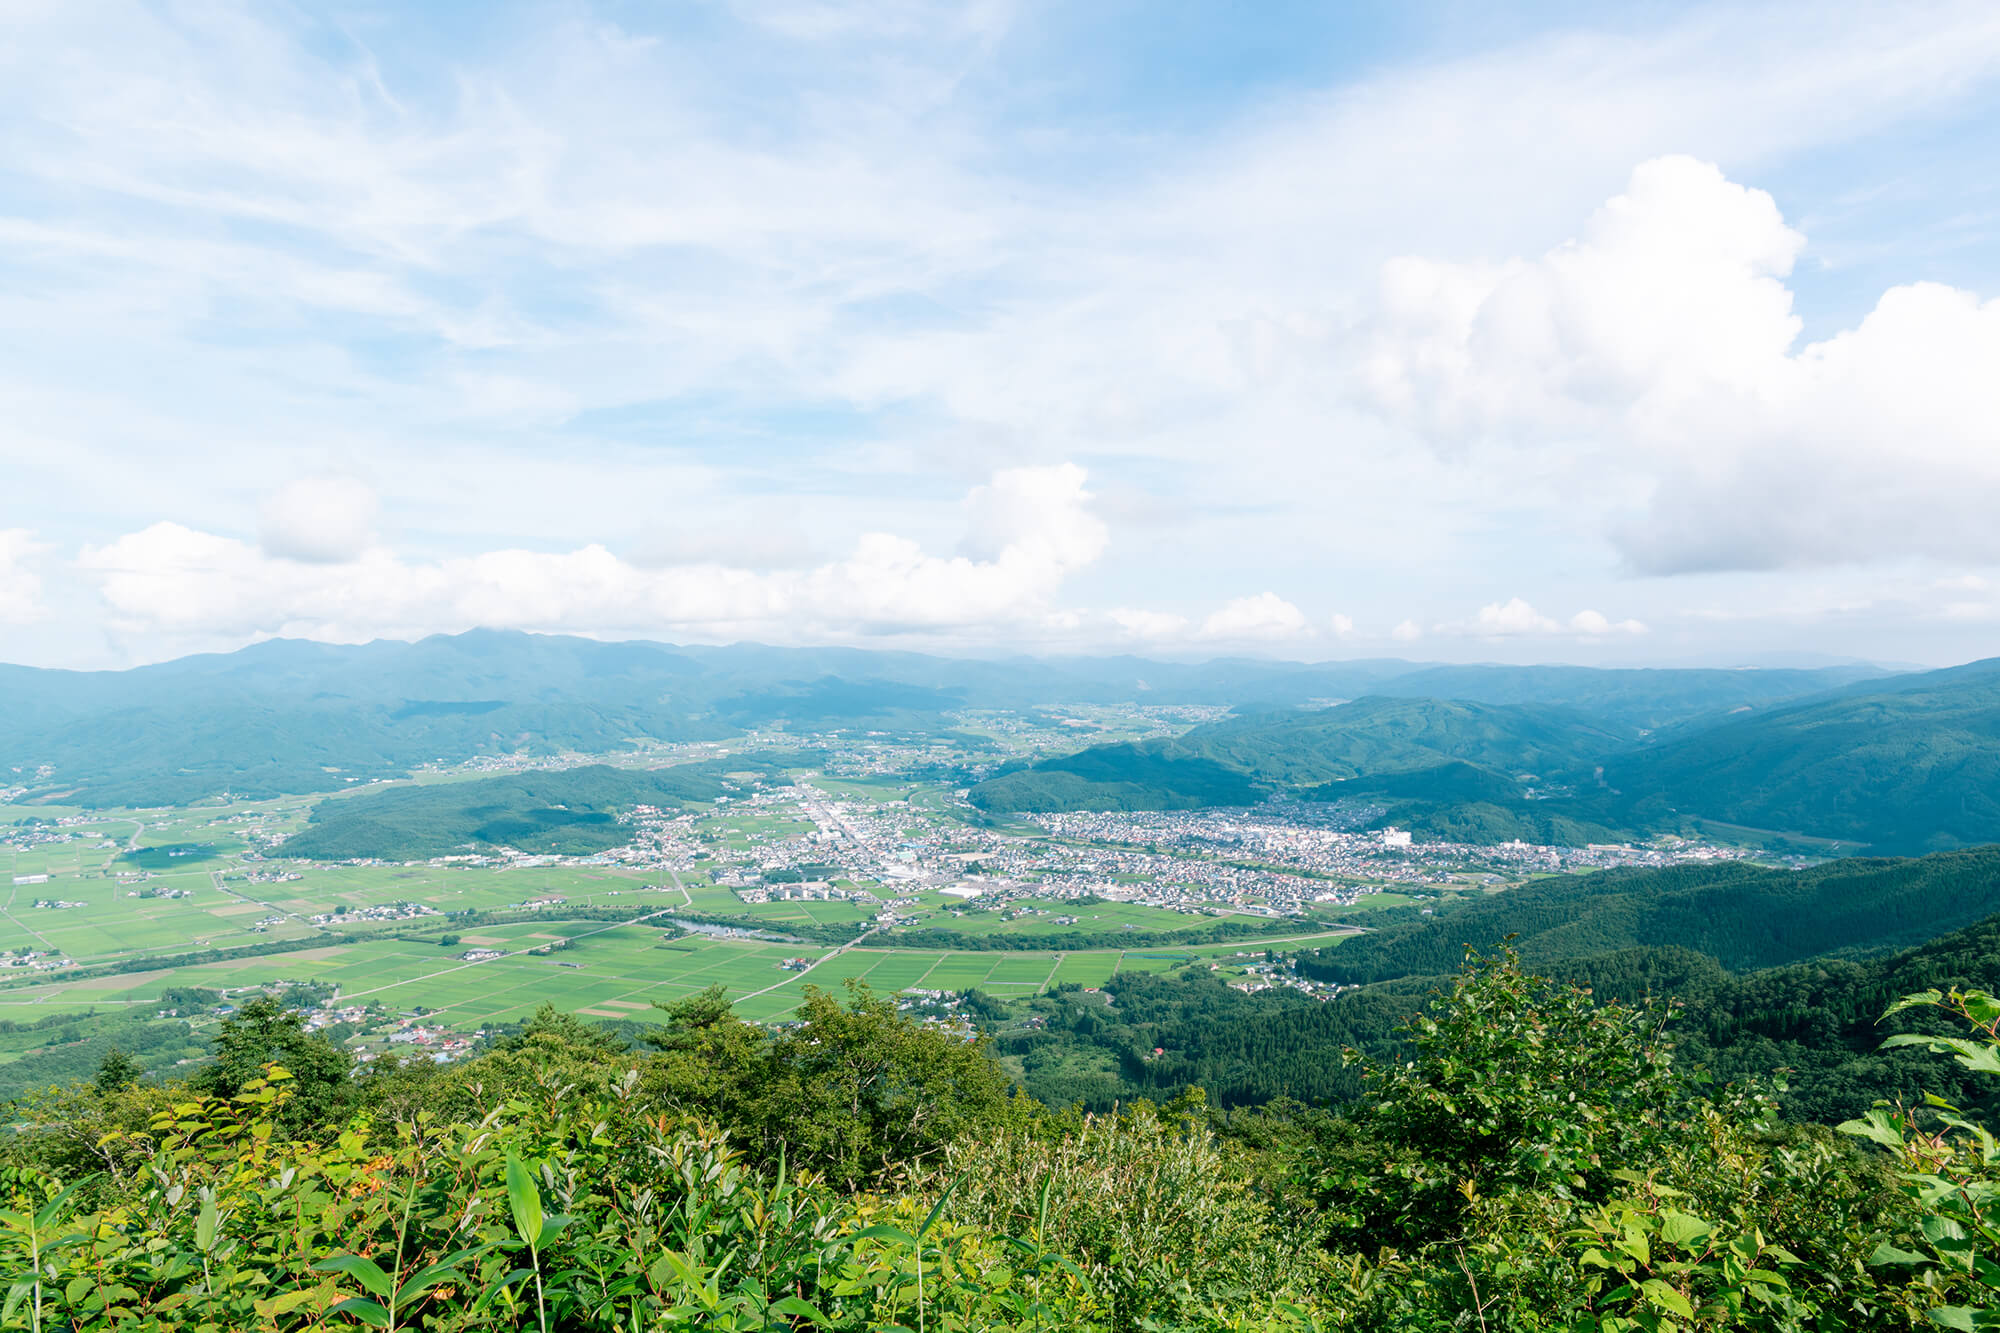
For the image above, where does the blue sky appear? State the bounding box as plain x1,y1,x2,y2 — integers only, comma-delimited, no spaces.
3,0,1999,669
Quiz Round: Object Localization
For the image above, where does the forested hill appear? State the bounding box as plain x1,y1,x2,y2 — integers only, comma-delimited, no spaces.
970,696,1629,812
1300,847,2000,984
972,658,2000,852
278,762,762,861
1004,851,2000,1122
1009,905,2000,1124
1603,657,2000,852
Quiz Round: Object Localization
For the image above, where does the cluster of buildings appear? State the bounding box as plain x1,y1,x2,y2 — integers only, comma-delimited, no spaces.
0,946,75,971
1225,957,1346,1000
309,901,441,926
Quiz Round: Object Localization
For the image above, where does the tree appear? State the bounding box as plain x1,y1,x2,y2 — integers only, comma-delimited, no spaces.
200,995,354,1132
642,985,767,1127
754,981,1016,1188
93,1046,144,1094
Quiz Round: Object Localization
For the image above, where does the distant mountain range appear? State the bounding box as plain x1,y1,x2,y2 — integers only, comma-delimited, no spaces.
8,630,1994,852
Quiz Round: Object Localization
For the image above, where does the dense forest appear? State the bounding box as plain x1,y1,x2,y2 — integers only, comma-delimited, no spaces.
1302,848,2000,981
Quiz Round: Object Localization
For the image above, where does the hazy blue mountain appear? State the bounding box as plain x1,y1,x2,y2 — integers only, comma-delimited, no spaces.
0,631,1895,809
1362,662,1886,730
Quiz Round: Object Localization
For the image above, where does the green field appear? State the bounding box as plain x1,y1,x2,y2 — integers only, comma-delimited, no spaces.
0,914,1361,1034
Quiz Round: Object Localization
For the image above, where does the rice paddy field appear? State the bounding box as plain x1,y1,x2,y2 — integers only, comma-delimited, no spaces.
0,906,1356,1031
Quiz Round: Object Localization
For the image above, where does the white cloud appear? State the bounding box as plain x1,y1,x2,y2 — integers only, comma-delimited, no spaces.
1439,598,1646,638
1466,597,1560,636
1109,607,1191,639
0,530,48,623
1329,612,1355,637
1390,619,1423,642
961,463,1108,570
80,464,1107,644
1568,609,1648,636
1358,155,2000,572
1200,593,1308,640
259,477,381,564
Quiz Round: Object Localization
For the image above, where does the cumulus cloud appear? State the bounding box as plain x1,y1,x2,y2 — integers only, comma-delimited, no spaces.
961,464,1109,570
1439,598,1646,638
1329,612,1355,637
1109,607,1191,640
81,465,1108,643
1200,593,1308,640
1568,608,1648,636
259,477,381,564
1357,155,2000,572
0,530,48,623
1391,619,1423,642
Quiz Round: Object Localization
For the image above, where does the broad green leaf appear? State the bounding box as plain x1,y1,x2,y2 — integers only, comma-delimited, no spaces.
329,1295,393,1328
259,1288,325,1316
194,1191,219,1254
1883,990,1946,1020
1963,992,2000,1029
1657,1211,1710,1248
1881,1035,2000,1075
853,1224,920,1247
395,1248,484,1301
315,1254,394,1300
771,1295,830,1324
1641,1278,1694,1319
1869,1241,1932,1266
505,1153,544,1249
1837,1107,1906,1148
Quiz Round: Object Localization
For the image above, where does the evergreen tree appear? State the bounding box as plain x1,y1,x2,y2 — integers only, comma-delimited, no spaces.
93,1045,143,1094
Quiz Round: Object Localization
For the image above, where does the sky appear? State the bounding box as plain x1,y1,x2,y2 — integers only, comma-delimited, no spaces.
3,0,2000,671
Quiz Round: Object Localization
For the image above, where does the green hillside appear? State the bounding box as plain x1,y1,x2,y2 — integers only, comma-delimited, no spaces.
1299,847,2000,984
1606,659,2000,851
970,696,1629,813
277,762,755,861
